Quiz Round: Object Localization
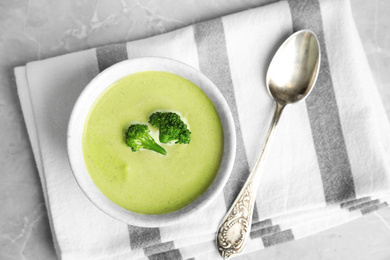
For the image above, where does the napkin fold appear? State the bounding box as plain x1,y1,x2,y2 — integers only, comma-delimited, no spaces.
15,0,390,259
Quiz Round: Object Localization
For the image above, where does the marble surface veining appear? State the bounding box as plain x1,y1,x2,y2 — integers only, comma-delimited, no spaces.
1,0,390,259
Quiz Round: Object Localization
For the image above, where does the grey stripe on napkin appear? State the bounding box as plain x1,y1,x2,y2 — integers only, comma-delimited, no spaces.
340,197,371,208
347,199,380,212
95,45,182,258
252,219,273,230
96,44,162,250
288,0,356,203
144,241,176,256
148,249,183,260
361,202,388,215
143,240,184,260
342,198,388,215
128,226,161,250
250,219,289,248
250,225,281,239
193,18,259,221
262,229,295,247
96,43,128,71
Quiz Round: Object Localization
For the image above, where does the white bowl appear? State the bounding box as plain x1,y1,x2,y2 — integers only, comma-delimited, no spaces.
67,57,236,227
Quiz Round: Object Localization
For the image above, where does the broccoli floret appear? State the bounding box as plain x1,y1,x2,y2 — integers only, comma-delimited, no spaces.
124,124,167,155
149,112,191,144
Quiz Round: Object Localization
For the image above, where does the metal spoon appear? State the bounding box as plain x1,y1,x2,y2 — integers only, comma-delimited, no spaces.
216,30,321,259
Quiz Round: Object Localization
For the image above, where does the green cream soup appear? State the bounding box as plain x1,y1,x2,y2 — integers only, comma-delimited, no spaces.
83,71,224,214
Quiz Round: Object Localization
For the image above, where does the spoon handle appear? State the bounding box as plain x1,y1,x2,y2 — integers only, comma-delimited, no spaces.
216,102,285,259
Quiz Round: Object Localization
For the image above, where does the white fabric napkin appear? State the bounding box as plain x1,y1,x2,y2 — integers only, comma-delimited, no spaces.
15,0,390,259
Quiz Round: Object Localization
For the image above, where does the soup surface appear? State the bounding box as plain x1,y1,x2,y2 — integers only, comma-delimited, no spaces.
83,71,224,214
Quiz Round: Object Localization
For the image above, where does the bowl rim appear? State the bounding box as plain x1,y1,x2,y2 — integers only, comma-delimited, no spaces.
67,57,236,227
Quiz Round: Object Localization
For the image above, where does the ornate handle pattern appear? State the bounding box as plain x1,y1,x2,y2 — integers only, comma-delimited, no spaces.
217,181,254,259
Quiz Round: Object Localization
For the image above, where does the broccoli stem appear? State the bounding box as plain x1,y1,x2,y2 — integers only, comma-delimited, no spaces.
142,135,167,155
159,133,174,144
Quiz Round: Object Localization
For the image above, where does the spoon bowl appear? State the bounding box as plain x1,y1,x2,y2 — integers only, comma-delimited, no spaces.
216,30,320,259
266,30,320,105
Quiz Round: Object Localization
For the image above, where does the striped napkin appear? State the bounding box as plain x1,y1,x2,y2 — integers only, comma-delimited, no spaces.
15,0,390,259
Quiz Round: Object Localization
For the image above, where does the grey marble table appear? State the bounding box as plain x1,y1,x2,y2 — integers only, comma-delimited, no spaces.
1,0,390,259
